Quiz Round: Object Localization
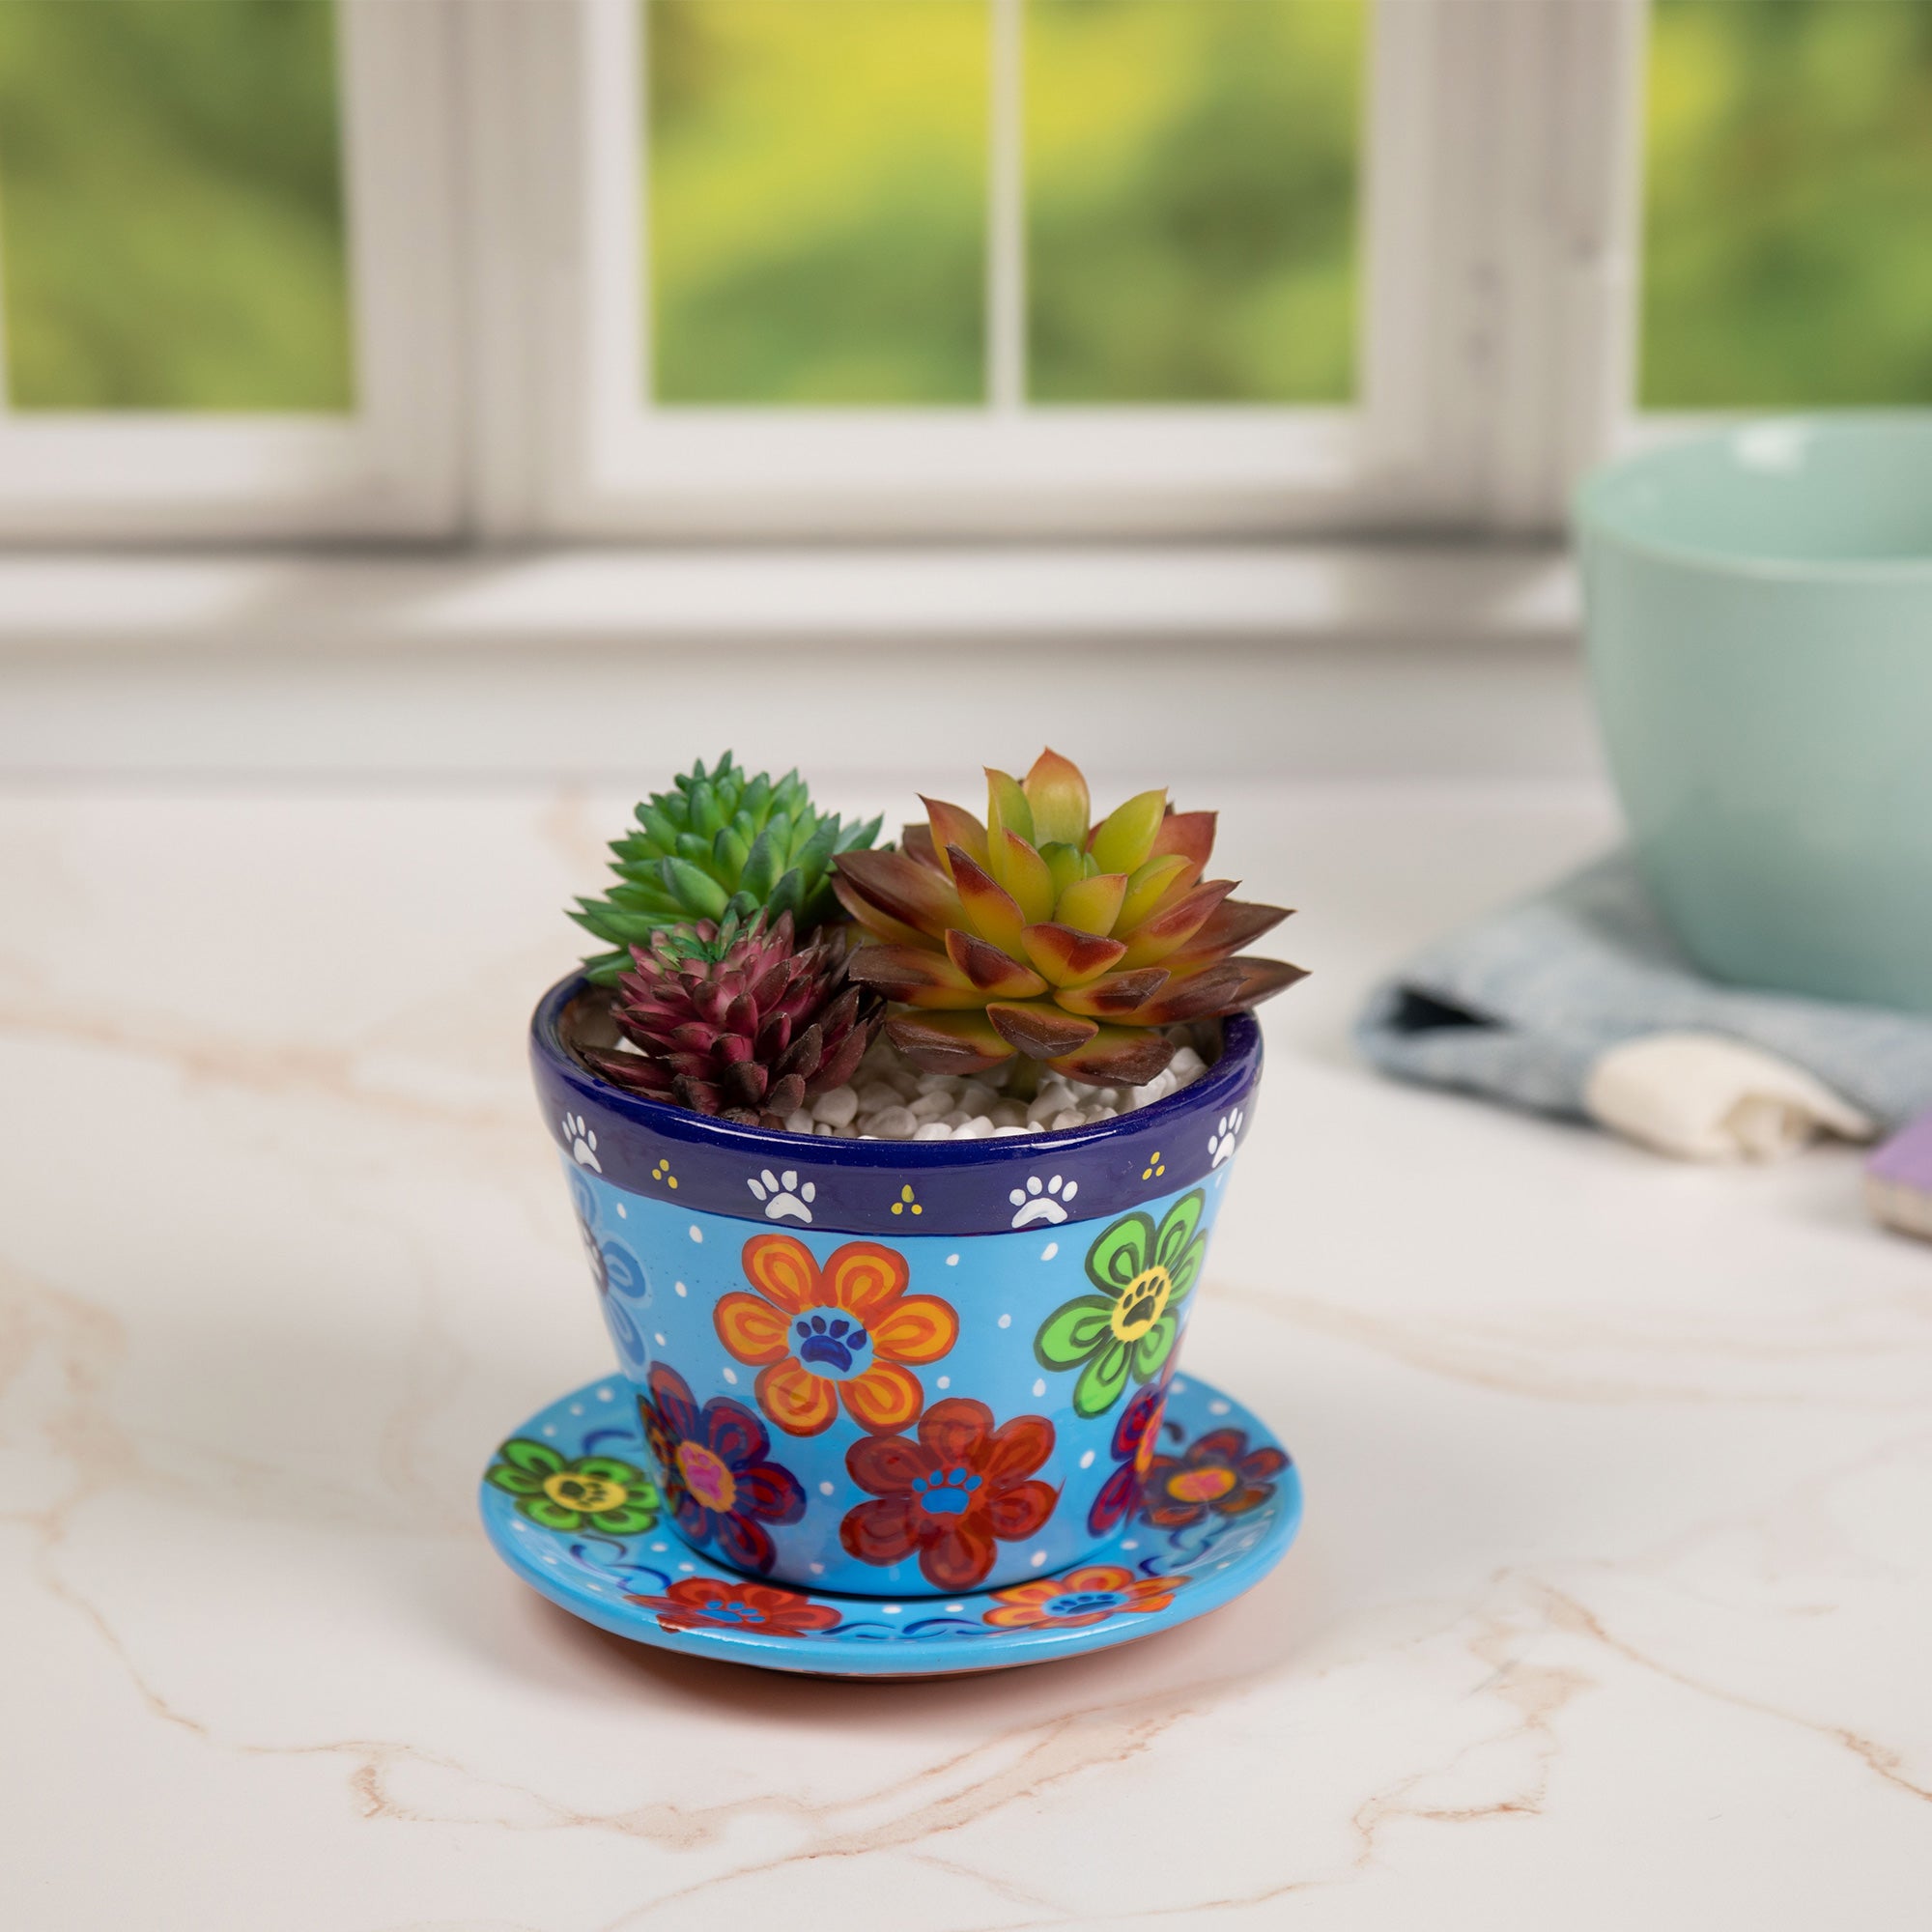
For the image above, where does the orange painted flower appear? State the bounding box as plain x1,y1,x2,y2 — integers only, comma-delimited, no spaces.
716,1235,958,1436
980,1563,1187,1630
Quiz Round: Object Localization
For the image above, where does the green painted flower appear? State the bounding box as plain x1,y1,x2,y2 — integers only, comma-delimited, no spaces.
485,1438,660,1534
1035,1191,1208,1418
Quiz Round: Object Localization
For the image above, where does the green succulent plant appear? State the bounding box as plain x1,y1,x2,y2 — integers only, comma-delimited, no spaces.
571,753,883,985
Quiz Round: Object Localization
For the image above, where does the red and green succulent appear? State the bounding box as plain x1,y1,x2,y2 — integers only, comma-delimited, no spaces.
833,750,1304,1087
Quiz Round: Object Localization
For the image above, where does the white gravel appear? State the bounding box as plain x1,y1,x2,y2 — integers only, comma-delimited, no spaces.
799,1037,1210,1141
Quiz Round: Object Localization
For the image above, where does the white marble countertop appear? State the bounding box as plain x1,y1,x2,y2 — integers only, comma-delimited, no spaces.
3,778,1927,1930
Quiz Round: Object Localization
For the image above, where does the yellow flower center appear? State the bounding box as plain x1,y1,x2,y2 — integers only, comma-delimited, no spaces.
1109,1265,1174,1344
676,1441,738,1514
1168,1465,1237,1504
544,1470,628,1513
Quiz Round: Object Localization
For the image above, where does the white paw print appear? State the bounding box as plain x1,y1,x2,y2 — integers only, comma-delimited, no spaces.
748,1169,815,1223
1208,1107,1245,1167
562,1112,601,1171
1009,1174,1076,1229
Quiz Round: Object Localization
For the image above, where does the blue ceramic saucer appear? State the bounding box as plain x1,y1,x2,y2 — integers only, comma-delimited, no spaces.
479,1371,1301,1677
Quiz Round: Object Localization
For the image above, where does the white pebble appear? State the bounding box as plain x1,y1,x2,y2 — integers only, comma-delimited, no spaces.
815,1122,838,1136
784,1108,815,1135
812,1085,859,1126
822,1037,1219,1135
912,1121,953,1141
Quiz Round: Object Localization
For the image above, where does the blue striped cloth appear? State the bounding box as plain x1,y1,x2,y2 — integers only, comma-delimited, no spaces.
1354,852,1932,1132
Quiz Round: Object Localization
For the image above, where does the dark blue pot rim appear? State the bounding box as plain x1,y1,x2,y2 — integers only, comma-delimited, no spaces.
530,972,1263,1236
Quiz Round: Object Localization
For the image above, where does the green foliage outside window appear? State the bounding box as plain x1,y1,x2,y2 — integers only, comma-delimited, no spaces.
5,0,1930,420
1025,0,1362,405
648,0,990,406
1643,0,1932,410
0,0,352,413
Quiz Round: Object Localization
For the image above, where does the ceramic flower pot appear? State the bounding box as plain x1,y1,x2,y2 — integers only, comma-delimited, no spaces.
529,974,1262,1599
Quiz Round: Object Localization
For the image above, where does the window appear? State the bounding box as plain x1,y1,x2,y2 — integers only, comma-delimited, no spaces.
1024,0,1362,407
647,0,992,407
519,0,1409,538
1640,0,1932,411
0,0,354,412
0,0,1924,549
640,0,1364,410
0,0,458,539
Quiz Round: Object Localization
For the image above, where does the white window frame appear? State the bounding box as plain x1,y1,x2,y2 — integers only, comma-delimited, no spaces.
0,0,462,542
465,0,1650,543
0,0,1652,549
478,0,1425,539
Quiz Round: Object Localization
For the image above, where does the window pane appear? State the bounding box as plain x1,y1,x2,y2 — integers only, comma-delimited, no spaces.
1025,0,1363,406
1642,0,1932,411
0,0,353,412
647,0,988,405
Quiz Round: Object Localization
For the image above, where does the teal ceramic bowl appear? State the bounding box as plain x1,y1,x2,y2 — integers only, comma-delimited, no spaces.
1576,415,1932,1012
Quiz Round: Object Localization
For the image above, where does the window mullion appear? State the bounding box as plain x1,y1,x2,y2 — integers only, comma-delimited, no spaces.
335,0,465,530
987,0,1025,413
1392,0,1645,535
1356,0,1451,508
453,0,575,539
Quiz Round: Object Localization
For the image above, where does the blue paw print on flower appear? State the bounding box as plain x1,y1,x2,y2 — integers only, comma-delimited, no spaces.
795,1314,869,1376
1043,1588,1122,1618
911,1466,981,1516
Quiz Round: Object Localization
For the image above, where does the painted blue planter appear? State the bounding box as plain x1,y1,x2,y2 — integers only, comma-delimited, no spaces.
530,974,1262,1599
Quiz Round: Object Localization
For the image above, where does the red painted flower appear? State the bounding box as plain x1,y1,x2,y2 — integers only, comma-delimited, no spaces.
624,1576,841,1637
717,1235,957,1436
1141,1427,1288,1530
636,1362,806,1575
1086,1379,1169,1537
840,1398,1057,1591
981,1563,1187,1630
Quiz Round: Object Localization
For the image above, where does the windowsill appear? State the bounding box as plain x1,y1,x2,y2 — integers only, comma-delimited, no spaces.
0,541,1577,653
0,541,1598,783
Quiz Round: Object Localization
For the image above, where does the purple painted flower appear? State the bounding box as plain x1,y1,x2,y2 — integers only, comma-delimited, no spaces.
1086,1378,1168,1537
636,1363,806,1575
